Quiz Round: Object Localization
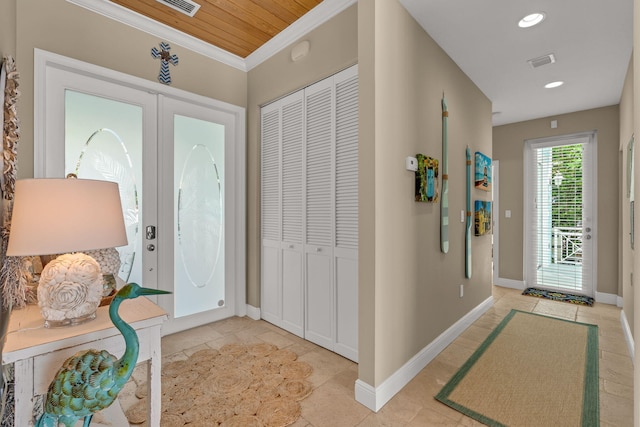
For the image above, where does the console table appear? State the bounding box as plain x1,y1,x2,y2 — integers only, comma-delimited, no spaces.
2,297,167,426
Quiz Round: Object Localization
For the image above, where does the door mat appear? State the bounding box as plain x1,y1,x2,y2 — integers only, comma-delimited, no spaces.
522,287,594,306
125,342,313,426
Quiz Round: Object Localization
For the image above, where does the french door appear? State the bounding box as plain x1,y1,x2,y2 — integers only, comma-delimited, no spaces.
159,96,240,333
524,132,597,296
35,50,245,334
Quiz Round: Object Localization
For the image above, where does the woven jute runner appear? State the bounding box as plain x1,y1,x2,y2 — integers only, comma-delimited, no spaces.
436,310,599,427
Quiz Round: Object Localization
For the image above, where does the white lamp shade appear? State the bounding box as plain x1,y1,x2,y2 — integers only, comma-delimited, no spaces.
6,178,128,256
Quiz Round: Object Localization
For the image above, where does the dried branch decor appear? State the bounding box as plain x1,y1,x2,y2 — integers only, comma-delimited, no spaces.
0,55,25,311
2,56,19,202
0,54,21,427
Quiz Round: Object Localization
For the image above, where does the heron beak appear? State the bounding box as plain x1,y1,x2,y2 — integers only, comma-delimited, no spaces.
138,287,172,296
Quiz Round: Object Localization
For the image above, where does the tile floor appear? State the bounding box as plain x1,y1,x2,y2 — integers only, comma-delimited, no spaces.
121,286,634,426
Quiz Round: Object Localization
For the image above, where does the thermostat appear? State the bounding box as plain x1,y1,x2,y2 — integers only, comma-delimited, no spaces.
406,156,418,171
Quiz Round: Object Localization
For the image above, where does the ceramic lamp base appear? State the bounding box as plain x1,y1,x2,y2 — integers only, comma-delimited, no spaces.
37,253,104,328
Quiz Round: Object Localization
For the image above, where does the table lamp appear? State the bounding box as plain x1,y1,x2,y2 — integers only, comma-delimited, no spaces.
6,178,128,328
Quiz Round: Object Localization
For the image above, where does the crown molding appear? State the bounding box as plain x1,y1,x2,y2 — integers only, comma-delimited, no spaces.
66,0,247,71
244,0,357,70
67,0,357,73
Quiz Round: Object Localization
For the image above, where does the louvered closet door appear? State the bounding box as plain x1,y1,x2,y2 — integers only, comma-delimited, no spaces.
304,77,335,349
260,101,282,326
260,65,359,361
260,91,305,336
333,66,359,361
280,94,305,336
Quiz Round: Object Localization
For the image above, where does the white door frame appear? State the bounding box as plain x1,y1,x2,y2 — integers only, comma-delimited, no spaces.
492,160,499,285
33,49,247,332
523,131,598,296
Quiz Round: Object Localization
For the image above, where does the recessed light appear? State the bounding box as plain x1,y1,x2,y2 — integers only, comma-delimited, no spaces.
518,13,546,28
544,81,564,89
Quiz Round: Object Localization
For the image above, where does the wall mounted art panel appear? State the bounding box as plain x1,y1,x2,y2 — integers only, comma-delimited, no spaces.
474,200,492,236
474,151,491,191
415,153,439,202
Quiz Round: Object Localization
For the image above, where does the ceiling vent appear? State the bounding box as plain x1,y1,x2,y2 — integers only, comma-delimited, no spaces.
527,53,556,69
156,0,201,17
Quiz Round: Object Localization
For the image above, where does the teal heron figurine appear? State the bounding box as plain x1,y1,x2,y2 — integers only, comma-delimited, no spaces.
35,283,170,427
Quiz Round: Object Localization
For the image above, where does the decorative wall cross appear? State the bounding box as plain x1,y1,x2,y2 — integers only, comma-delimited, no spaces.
151,42,179,85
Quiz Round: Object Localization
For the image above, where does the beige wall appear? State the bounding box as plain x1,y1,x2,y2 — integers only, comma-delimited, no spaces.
359,0,493,386
14,0,247,180
620,58,634,335
0,0,16,58
493,106,620,296
246,5,358,308
357,0,376,386
633,0,640,423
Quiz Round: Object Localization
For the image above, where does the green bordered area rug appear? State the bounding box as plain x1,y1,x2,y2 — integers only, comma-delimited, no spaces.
435,310,599,427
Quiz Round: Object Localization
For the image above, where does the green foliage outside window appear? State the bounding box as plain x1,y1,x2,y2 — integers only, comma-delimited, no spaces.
551,144,583,229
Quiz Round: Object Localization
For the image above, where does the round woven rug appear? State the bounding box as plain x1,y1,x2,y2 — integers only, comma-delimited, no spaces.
126,343,313,427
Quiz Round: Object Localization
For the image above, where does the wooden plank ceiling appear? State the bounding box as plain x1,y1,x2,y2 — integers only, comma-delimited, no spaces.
111,0,324,58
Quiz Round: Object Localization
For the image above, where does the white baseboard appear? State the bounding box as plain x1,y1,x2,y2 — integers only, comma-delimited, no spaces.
620,310,635,364
493,277,525,290
246,304,261,320
595,291,618,306
355,296,494,412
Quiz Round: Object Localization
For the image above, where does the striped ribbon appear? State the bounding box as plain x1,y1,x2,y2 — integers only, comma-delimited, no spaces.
441,95,449,253
465,146,472,278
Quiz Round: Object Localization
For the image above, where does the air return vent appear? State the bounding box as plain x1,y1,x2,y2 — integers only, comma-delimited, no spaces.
156,0,201,17
527,53,556,69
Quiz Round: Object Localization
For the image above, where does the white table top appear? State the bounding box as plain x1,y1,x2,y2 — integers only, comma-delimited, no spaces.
2,297,167,364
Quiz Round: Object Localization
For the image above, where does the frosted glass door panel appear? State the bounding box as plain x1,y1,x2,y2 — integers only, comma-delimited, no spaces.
174,115,225,318
65,91,143,284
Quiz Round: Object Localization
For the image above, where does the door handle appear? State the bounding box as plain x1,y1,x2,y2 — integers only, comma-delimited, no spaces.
146,225,156,240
